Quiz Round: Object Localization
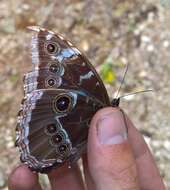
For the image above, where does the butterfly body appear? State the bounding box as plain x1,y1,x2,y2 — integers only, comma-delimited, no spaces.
16,26,110,173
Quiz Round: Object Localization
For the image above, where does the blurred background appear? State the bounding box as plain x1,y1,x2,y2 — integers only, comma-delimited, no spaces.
0,0,170,189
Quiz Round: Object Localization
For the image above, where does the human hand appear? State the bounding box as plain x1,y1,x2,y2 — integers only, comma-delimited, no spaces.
8,107,165,190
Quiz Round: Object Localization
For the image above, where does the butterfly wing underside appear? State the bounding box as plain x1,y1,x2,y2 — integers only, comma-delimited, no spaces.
16,26,110,172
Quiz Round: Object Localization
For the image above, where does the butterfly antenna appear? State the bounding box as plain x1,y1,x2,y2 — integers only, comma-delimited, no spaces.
118,89,154,99
115,63,129,99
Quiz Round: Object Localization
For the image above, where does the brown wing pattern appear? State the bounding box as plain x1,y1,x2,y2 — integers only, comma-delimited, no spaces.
16,26,110,173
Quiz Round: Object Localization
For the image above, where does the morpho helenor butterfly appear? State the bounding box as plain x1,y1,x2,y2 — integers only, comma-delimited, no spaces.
15,26,132,173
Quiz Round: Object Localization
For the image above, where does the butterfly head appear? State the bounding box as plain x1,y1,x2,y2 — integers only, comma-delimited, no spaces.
111,98,120,107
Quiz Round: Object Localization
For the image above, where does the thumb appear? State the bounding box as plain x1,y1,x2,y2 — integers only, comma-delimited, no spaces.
87,107,139,190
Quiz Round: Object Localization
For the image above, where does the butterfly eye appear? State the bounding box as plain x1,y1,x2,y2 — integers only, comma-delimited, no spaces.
58,144,69,155
46,124,57,135
46,78,56,87
45,42,59,55
48,78,55,86
49,63,59,73
51,132,64,145
53,95,72,113
48,61,64,76
45,76,62,88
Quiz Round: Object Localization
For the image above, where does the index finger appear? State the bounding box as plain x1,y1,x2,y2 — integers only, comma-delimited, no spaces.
125,112,165,190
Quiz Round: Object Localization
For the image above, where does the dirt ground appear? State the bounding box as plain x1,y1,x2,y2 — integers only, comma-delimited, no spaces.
0,0,170,189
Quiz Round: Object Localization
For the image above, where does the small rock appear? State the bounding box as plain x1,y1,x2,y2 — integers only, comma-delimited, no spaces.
152,140,162,148
6,141,14,148
163,140,170,150
147,12,155,23
80,40,89,52
163,40,170,48
22,4,30,11
141,35,151,43
120,57,128,65
139,70,147,78
147,44,154,52
0,170,5,188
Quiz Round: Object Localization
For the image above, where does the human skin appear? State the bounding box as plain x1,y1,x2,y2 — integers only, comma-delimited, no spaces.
8,107,165,190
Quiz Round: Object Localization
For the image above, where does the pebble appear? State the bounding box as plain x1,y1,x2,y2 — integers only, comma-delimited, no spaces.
147,44,154,52
139,70,147,78
22,4,30,11
163,140,170,150
152,140,162,148
80,40,89,52
0,170,5,188
148,12,155,23
163,40,170,48
141,35,151,43
6,141,14,148
120,57,128,64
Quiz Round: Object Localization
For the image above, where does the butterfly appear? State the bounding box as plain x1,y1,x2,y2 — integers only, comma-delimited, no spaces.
16,26,120,173
16,26,153,173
